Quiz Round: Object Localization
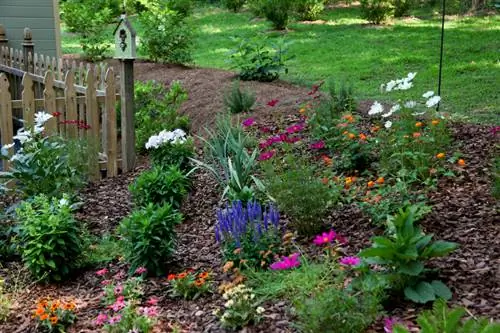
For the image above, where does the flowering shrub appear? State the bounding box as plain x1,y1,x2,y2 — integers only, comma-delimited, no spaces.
33,298,77,332
168,270,212,300
145,129,194,171
214,284,264,330
119,203,183,276
16,194,83,281
129,165,189,209
215,200,282,269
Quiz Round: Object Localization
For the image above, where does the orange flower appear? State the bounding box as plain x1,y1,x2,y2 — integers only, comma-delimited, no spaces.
177,272,187,279
322,155,333,166
35,307,45,317
367,181,375,188
415,122,423,128
412,132,421,138
343,114,355,123
49,316,58,325
345,177,355,187
342,131,349,135
299,108,306,114
359,133,367,140
436,152,445,159
458,159,466,166
321,177,329,185
39,314,49,321
348,133,356,139
194,279,205,287
376,177,384,184
50,301,60,312
431,119,440,125
223,261,234,273
167,274,176,281
198,272,210,279
370,126,380,133
63,302,76,311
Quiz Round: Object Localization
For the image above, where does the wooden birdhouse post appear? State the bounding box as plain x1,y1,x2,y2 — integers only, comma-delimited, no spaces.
113,14,136,172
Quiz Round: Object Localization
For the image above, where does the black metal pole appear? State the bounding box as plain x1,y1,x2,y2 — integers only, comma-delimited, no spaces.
436,0,446,111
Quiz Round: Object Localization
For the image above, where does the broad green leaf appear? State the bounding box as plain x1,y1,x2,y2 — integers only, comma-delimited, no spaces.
404,281,436,303
399,261,425,276
430,280,452,300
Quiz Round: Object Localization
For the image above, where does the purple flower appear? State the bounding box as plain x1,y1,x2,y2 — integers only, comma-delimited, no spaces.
310,140,325,149
242,118,255,127
313,230,336,246
339,256,361,266
286,123,305,134
258,150,275,161
108,314,122,325
270,253,301,270
384,317,405,333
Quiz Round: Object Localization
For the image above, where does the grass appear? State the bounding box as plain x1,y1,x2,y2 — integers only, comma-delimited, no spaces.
61,5,500,123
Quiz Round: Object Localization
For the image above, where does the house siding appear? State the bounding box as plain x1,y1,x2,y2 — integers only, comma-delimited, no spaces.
0,0,61,58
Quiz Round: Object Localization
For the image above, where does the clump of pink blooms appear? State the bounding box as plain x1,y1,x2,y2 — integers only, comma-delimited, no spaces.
339,256,361,266
270,253,301,270
242,118,255,127
384,317,406,332
313,229,347,246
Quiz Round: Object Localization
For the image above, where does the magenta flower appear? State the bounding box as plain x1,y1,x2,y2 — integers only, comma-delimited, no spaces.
267,99,279,107
258,150,275,161
339,256,361,266
259,126,271,133
492,126,500,136
336,234,348,245
96,268,108,276
110,296,126,312
313,230,337,246
94,313,108,326
286,123,305,134
141,306,159,318
114,284,123,295
146,297,159,306
101,279,112,286
310,140,325,149
135,267,147,275
108,314,122,325
384,317,405,333
270,253,301,270
242,118,255,127
285,136,301,143
259,141,270,149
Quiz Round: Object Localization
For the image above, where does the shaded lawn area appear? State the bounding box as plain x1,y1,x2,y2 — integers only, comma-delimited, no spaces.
61,5,500,123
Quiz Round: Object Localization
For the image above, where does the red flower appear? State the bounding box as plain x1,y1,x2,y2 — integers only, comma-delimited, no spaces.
258,150,275,161
52,112,61,117
267,99,279,107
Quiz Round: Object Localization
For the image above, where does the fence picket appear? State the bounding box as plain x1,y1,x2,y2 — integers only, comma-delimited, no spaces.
43,71,57,134
64,70,77,139
21,73,35,127
0,73,13,170
85,67,100,180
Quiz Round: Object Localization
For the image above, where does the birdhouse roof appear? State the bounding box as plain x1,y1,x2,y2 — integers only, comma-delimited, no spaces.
113,14,136,37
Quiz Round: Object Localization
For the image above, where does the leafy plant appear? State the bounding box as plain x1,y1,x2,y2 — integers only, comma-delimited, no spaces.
224,81,256,114
16,194,83,281
0,280,11,322
33,298,77,332
118,203,183,276
168,270,212,300
326,79,357,115
145,129,194,172
360,0,394,24
358,205,459,303
393,0,414,17
228,36,292,82
134,80,190,152
295,0,326,20
215,200,282,269
223,0,247,11
259,0,296,29
83,234,123,267
129,165,189,210
214,284,264,330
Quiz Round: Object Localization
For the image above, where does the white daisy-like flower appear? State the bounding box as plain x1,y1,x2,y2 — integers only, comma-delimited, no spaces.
382,104,400,118
385,80,397,92
407,72,417,81
384,121,393,129
404,101,417,108
426,95,441,108
256,307,265,314
422,91,434,99
396,80,413,90
34,112,53,126
368,101,384,115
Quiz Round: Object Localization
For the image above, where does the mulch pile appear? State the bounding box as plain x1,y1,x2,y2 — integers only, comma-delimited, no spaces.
1,63,498,332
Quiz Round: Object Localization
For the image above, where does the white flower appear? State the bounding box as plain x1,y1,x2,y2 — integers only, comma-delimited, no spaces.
384,121,392,129
2,143,14,150
385,80,397,92
382,104,400,118
34,125,45,134
34,112,53,126
422,91,434,98
426,95,441,108
10,153,22,162
407,72,417,81
397,80,413,90
145,128,188,149
368,101,384,115
256,307,265,314
404,101,417,108
59,198,69,206
224,300,234,308
13,129,32,144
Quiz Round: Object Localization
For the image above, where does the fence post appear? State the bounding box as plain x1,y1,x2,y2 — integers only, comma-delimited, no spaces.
0,73,14,171
22,28,34,73
120,59,135,173
0,25,7,48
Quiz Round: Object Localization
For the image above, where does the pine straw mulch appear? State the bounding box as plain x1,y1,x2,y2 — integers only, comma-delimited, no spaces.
1,64,499,332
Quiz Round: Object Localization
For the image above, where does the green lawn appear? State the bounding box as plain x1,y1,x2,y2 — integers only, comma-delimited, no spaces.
61,5,500,123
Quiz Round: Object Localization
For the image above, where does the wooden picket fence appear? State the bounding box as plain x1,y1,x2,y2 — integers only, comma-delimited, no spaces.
0,48,125,180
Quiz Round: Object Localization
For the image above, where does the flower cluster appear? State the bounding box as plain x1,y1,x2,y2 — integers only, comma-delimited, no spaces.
381,72,416,92
33,298,77,332
167,269,212,300
145,128,187,149
214,284,264,330
59,119,91,130
270,252,301,270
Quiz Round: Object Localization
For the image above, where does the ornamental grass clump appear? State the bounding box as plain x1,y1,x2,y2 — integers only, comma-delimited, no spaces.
215,200,282,269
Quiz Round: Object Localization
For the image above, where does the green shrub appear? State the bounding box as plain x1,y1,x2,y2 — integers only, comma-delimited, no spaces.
248,0,266,16
295,0,326,21
0,280,11,322
223,0,247,11
16,194,83,281
134,80,190,153
393,0,413,17
259,0,296,29
229,36,292,82
166,0,194,17
83,234,123,267
119,203,182,276
139,8,194,65
327,79,357,115
146,131,194,172
224,81,256,114
129,165,189,209
360,0,393,24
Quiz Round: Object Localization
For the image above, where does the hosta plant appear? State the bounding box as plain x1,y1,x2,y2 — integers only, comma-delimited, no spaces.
358,205,459,303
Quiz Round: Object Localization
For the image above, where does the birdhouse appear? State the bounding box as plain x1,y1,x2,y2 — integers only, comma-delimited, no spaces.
113,14,136,59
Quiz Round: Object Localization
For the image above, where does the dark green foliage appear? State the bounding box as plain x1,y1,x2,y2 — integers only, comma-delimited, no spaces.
16,195,83,281
360,0,394,24
134,80,189,152
129,165,189,210
393,0,413,17
149,138,195,172
223,81,256,114
223,0,247,11
259,0,296,29
118,203,182,276
295,0,326,21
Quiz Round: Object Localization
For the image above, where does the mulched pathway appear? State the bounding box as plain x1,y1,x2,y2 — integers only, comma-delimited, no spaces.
1,63,498,332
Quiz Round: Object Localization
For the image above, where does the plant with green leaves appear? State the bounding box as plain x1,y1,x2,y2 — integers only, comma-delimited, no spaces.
223,0,247,11
224,81,256,114
129,164,189,210
295,0,327,21
360,0,394,24
118,203,183,276
0,279,11,322
145,129,194,172
392,299,500,333
259,0,296,29
228,36,292,82
358,205,459,303
325,79,357,115
16,194,83,282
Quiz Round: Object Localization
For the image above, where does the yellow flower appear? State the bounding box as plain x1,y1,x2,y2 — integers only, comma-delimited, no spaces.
436,153,445,159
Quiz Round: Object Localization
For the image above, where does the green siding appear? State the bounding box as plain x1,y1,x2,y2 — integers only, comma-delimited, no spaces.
0,0,60,57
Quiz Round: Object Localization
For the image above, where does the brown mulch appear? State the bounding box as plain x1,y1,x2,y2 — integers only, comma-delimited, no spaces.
1,64,499,332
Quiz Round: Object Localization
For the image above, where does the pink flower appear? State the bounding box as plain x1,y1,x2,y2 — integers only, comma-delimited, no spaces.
259,126,271,133
141,306,159,318
242,118,255,127
339,256,361,266
285,136,301,143
94,313,108,326
310,141,325,149
313,230,337,246
146,297,158,306
113,271,126,280
135,267,147,275
110,296,126,312
267,99,279,107
270,253,301,270
492,126,500,136
96,268,108,276
114,284,123,295
101,279,112,286
108,314,122,325
258,150,275,161
384,317,404,333
286,123,305,134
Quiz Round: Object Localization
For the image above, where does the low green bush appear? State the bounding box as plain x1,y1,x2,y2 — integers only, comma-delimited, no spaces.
223,0,247,11
223,81,256,114
259,0,296,30
393,0,413,17
119,203,182,276
360,0,394,24
295,0,326,21
146,130,194,172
